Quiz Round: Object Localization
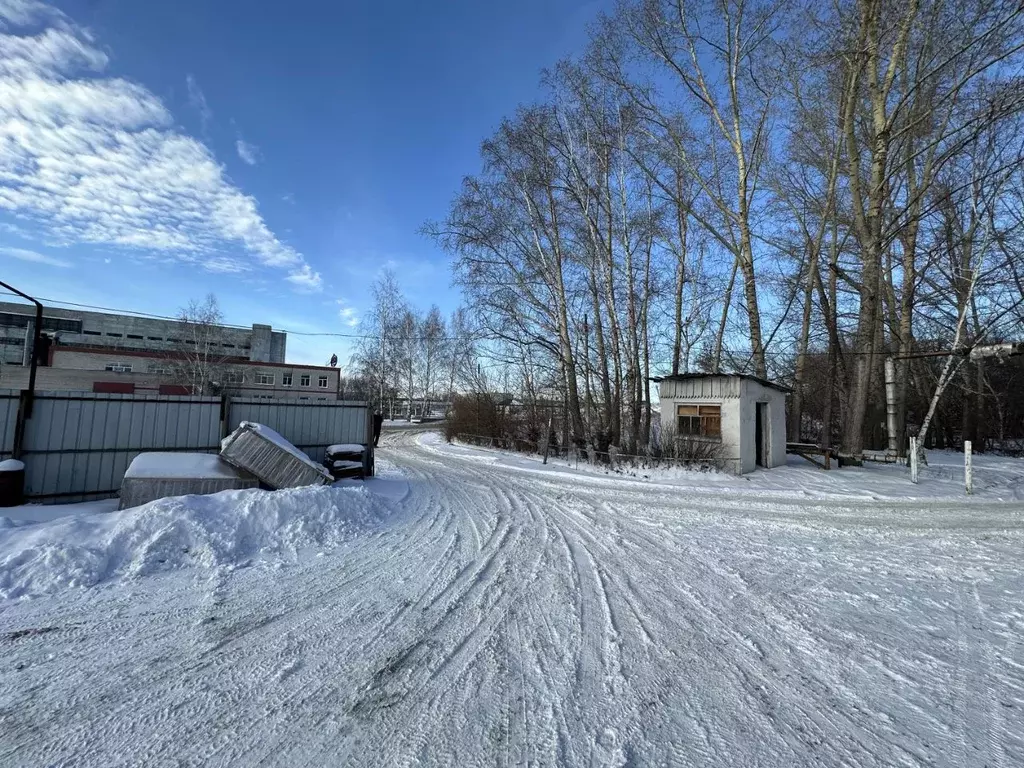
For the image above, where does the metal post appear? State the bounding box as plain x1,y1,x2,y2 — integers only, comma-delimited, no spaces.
0,281,42,417
909,436,919,483
965,440,973,495
1,282,43,461
542,410,554,465
884,357,899,454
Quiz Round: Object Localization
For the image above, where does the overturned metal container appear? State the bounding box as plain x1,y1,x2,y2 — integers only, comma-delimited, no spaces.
220,422,333,490
119,452,258,510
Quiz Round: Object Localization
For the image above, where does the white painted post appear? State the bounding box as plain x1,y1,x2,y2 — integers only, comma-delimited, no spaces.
909,437,919,484
965,440,973,495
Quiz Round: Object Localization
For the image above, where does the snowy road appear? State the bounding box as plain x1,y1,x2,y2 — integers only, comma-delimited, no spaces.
2,429,1024,766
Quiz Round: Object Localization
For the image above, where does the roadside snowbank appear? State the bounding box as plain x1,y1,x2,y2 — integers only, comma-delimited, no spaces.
0,484,394,600
421,432,1024,502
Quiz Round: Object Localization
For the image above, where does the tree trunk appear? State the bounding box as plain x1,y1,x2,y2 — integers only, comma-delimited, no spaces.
713,257,739,372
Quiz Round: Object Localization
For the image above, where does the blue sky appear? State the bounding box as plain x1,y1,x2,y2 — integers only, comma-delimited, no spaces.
0,0,609,364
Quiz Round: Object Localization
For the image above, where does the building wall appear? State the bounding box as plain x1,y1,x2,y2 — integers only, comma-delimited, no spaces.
0,301,286,365
0,348,340,400
737,381,788,473
657,392,743,473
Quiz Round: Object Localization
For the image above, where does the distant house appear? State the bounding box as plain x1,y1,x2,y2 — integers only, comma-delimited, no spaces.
651,373,790,474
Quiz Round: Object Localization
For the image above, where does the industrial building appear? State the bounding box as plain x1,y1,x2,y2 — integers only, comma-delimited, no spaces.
0,301,339,400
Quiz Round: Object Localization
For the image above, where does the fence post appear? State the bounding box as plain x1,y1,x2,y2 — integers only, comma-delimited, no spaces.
965,440,973,495
220,394,232,439
909,436,919,484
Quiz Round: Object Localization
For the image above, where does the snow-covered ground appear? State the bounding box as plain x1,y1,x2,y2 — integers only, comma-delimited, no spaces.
0,430,1022,766
438,433,1024,502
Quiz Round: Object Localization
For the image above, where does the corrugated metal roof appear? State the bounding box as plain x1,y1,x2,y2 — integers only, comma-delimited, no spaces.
649,372,792,393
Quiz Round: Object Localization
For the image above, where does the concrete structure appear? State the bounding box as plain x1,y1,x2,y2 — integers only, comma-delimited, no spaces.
653,373,789,474
0,301,286,366
0,301,340,400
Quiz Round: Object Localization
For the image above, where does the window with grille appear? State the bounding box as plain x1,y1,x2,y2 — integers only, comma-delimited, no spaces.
677,404,721,439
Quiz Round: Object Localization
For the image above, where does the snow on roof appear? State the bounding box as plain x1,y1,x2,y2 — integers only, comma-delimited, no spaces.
124,453,241,480
0,459,24,472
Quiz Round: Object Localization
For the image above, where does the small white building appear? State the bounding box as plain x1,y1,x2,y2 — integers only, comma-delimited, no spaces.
653,373,790,474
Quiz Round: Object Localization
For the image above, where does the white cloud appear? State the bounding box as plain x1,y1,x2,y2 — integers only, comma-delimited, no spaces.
0,245,72,267
235,138,260,165
0,6,321,291
287,264,323,291
336,299,359,328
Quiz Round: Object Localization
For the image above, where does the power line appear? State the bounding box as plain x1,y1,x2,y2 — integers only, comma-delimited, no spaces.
0,292,473,343
2,292,1005,359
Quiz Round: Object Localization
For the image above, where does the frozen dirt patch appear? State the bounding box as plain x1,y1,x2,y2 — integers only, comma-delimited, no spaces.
0,484,395,600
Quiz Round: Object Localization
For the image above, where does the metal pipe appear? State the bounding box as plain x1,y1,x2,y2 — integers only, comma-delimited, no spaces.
884,357,898,454
1,281,42,411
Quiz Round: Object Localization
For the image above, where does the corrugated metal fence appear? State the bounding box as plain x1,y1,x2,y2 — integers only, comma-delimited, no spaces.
0,390,371,503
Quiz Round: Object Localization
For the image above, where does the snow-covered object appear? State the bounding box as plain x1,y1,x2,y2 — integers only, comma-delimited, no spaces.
118,452,258,510
331,460,363,470
0,459,24,472
123,453,240,480
327,444,365,455
0,484,391,599
220,422,332,489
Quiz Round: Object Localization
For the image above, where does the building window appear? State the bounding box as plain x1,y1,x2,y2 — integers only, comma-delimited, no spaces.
318,375,329,388
256,372,275,385
167,337,181,343
105,362,133,373
677,404,722,439
0,313,82,334
106,332,122,338
147,336,163,341
223,343,236,348
83,330,102,336
300,374,310,387
127,334,144,340
299,396,309,400
282,373,293,386
149,365,173,375
225,371,243,384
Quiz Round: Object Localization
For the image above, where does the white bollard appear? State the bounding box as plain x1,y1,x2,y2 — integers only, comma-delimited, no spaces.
909,436,919,484
965,440,973,495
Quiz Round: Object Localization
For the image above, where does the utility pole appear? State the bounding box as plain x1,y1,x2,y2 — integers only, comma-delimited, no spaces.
1,281,43,460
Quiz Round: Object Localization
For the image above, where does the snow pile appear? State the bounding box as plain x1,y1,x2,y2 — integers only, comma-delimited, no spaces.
0,459,24,472
0,484,393,599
